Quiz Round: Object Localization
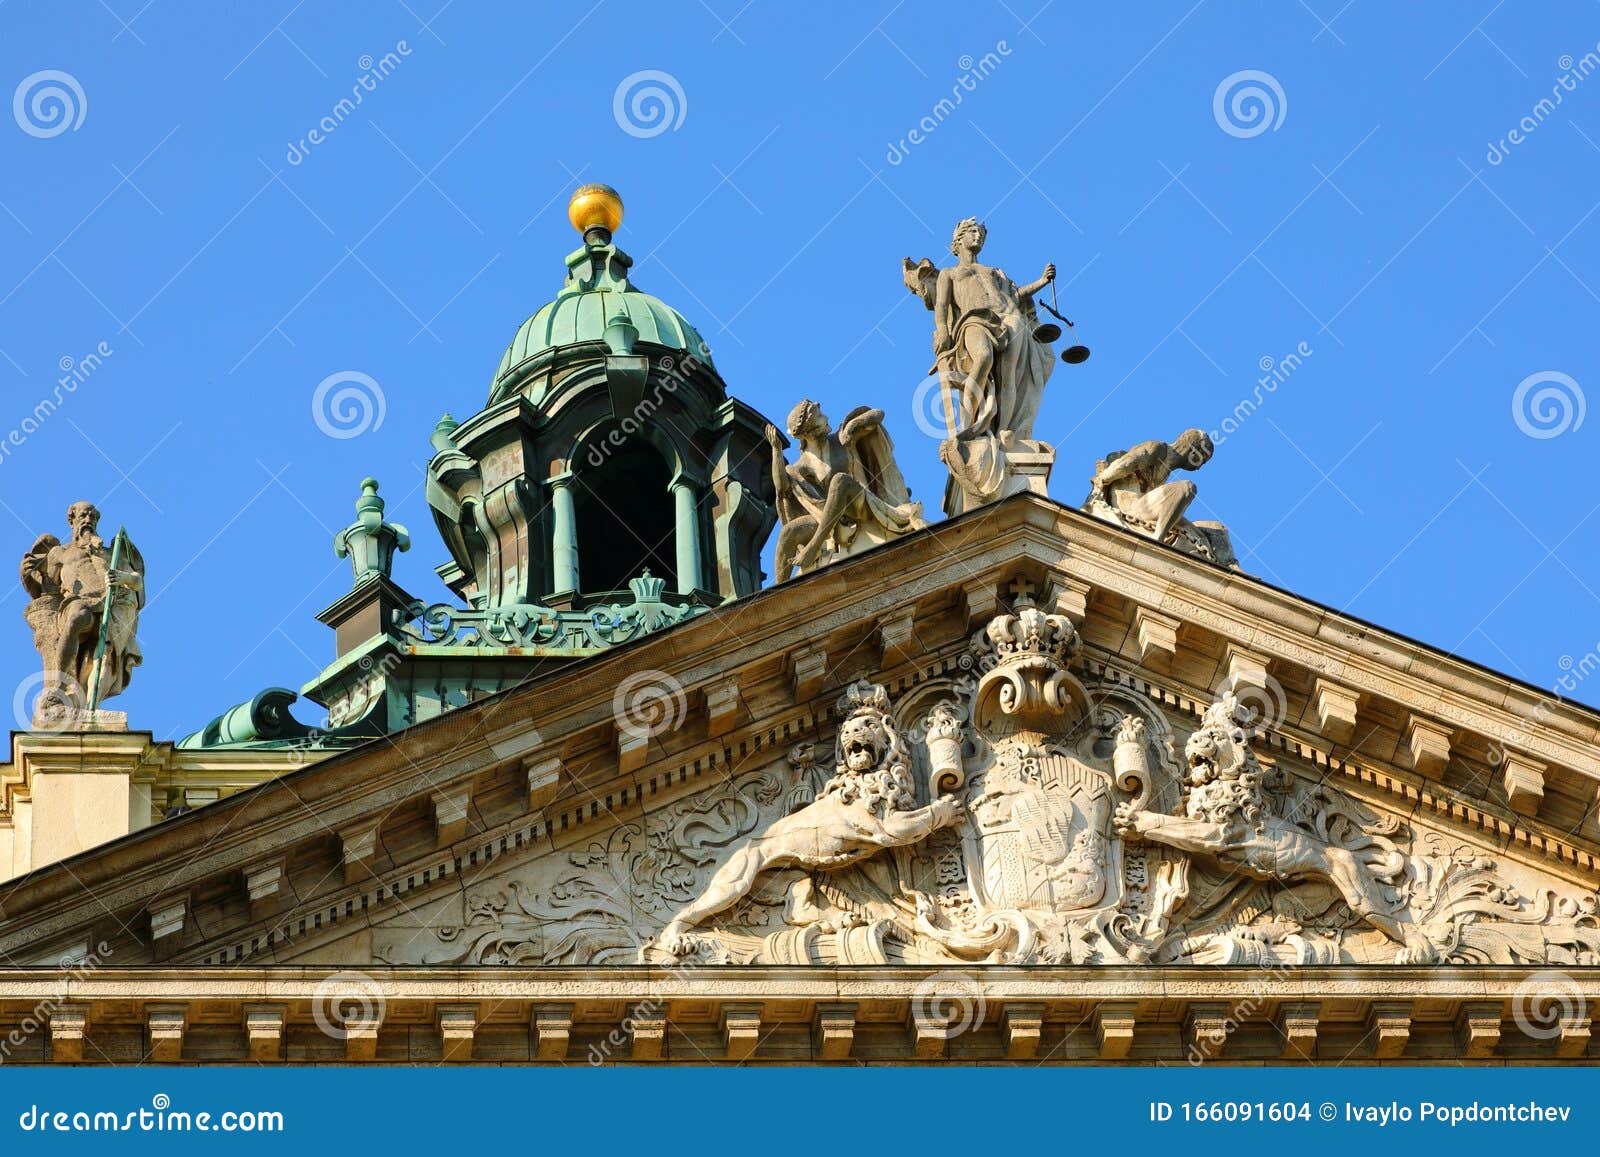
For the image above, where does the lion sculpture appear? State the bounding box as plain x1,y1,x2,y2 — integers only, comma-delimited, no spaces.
653,681,963,956
1115,694,1438,963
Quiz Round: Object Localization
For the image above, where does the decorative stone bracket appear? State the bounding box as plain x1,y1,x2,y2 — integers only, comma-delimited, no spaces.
703,678,743,737
1312,680,1360,744
243,859,285,921
148,893,189,959
339,818,383,885
1404,715,1453,780
787,644,827,702
1133,607,1179,670
524,755,562,814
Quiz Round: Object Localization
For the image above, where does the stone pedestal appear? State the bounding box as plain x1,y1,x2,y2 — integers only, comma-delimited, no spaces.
315,574,415,662
940,442,1056,517
38,707,128,732
3,724,151,880
1006,445,1055,497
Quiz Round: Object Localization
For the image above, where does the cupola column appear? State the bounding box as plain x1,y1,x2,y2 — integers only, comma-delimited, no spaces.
670,475,702,595
548,472,580,595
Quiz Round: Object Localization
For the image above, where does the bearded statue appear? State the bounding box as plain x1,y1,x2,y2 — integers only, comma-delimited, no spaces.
19,502,144,725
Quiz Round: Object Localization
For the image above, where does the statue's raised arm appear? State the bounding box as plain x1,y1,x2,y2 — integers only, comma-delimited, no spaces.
19,533,60,601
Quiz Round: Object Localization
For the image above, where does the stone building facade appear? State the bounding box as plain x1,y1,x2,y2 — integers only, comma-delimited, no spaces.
3,187,1597,1065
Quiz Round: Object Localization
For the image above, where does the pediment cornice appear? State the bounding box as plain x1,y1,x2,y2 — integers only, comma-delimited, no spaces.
2,494,1597,966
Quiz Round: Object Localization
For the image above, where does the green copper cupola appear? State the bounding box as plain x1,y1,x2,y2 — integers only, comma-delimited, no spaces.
425,184,776,612
490,184,713,407
183,187,780,753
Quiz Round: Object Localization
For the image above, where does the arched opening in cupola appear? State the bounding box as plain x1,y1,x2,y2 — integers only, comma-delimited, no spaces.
573,439,677,596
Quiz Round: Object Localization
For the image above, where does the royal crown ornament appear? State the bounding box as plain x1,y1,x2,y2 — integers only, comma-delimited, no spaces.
627,569,668,603
972,593,1087,733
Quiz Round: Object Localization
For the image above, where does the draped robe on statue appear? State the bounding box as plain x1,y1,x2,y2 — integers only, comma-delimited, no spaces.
942,295,1054,510
904,255,1056,516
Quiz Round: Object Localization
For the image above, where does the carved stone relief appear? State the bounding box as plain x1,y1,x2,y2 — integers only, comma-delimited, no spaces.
389,594,1600,969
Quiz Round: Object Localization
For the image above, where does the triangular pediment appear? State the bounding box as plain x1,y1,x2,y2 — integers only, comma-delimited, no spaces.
3,494,1597,975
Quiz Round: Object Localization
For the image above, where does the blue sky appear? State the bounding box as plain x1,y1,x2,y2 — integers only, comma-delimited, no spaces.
1,0,1598,739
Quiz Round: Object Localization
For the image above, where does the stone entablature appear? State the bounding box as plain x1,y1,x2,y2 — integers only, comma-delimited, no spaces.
0,967,1592,1064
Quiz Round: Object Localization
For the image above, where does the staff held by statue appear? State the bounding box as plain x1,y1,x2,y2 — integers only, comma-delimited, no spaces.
85,525,130,712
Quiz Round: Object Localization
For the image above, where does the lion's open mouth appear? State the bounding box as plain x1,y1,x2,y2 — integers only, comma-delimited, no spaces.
843,737,878,770
1186,746,1218,780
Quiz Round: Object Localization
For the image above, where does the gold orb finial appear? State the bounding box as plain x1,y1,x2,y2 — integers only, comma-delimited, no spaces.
568,183,624,235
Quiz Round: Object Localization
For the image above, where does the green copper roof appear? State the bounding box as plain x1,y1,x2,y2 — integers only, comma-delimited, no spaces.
491,231,713,399
493,288,710,382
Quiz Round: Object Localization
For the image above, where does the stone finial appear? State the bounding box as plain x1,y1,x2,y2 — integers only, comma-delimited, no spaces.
20,501,144,726
334,478,410,586
429,412,459,454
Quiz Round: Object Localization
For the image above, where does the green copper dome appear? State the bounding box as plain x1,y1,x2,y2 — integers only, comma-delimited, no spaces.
490,219,713,400
493,287,711,386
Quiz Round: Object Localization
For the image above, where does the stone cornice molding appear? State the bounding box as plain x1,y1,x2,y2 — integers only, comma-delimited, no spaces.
1,965,1594,1064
